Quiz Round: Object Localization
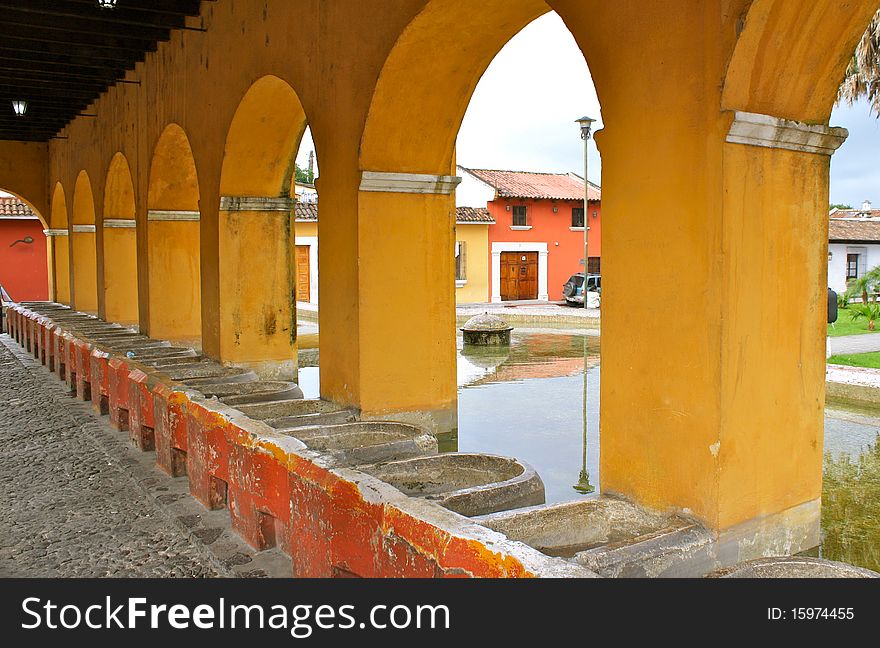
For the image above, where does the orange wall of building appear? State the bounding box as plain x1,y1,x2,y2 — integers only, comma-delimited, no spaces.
486,197,601,301
0,219,48,301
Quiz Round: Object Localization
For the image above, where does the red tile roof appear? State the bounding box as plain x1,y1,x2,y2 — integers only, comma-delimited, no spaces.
461,168,600,202
295,202,318,221
829,218,880,242
294,202,494,224
0,196,38,218
831,208,880,219
456,206,494,223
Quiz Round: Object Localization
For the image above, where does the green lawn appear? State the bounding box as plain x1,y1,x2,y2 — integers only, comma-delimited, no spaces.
827,351,880,369
828,308,880,337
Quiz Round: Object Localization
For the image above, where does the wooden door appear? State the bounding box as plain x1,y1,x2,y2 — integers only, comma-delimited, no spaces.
500,251,538,301
295,245,310,302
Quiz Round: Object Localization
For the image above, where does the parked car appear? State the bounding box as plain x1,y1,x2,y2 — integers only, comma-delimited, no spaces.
563,273,600,306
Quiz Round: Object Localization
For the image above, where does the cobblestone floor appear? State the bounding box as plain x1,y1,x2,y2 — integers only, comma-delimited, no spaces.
0,333,290,578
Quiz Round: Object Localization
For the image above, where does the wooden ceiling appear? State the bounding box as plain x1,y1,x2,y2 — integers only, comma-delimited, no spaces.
0,0,203,142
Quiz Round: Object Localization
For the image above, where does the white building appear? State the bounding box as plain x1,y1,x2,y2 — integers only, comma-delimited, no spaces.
828,200,880,295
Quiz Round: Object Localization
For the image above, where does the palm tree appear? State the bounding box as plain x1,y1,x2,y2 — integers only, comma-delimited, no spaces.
851,303,880,330
839,10,880,114
844,264,880,305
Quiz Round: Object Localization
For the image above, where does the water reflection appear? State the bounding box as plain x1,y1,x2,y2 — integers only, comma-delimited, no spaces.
821,412,880,572
295,324,880,572
454,329,600,504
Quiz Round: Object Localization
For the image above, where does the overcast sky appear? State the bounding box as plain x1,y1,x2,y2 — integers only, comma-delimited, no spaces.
296,11,880,208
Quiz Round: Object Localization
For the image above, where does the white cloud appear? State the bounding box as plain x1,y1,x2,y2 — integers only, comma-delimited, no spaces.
831,100,880,207
456,12,602,182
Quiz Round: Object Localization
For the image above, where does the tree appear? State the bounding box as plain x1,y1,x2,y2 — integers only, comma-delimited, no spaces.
845,264,880,304
839,10,880,114
295,162,314,184
850,303,880,330
831,203,853,210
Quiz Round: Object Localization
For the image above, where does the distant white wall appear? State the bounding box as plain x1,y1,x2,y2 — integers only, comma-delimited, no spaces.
455,166,495,208
828,242,880,294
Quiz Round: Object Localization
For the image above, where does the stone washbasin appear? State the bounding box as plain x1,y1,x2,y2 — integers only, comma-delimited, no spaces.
474,497,715,577
709,557,880,578
285,421,437,467
361,453,545,517
194,380,304,405
235,398,357,428
154,363,258,385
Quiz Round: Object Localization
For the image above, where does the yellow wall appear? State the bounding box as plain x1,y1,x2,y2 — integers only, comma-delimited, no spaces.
102,153,139,324
53,237,70,306
147,221,201,342
146,124,202,342
454,223,489,303
70,171,98,313
215,75,306,368
49,183,69,304
0,141,48,220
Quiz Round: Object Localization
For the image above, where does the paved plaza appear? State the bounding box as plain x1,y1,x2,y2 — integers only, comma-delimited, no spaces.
0,334,288,578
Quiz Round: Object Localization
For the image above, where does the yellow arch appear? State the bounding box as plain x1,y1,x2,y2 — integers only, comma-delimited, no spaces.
70,171,98,312
220,74,309,196
49,183,70,305
723,0,879,122
102,152,139,324
146,123,202,342
216,75,311,372
360,0,550,174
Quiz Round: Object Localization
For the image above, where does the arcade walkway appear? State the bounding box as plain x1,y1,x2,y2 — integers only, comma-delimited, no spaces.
0,334,285,578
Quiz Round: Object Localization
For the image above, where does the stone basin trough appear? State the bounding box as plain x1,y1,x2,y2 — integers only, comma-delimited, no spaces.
193,380,304,405
285,421,437,467
709,556,879,578
236,398,358,428
361,453,544,517
152,362,258,385
473,496,712,577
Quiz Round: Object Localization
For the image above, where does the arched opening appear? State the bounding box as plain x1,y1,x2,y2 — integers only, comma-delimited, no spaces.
49,183,70,305
0,189,48,301
350,0,607,439
217,75,312,380
102,153,138,325
71,171,98,313
146,123,202,343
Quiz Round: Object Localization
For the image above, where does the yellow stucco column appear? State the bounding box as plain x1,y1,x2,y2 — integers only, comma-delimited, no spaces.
216,196,297,379
71,225,98,313
348,171,461,433
45,229,69,304
600,110,847,556
102,219,139,325
146,210,202,343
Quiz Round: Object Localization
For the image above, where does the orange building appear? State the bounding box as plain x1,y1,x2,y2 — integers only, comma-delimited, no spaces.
0,196,48,301
456,167,601,302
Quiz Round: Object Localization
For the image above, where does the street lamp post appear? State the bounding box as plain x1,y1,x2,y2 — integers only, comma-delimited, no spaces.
574,115,596,495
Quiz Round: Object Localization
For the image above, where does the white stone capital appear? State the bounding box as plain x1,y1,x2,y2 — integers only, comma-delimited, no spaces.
43,229,68,237
71,224,96,233
726,111,848,156
359,171,461,195
219,196,295,212
103,219,137,229
147,210,200,222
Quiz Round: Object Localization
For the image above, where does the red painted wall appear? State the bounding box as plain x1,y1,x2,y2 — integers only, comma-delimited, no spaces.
487,197,601,301
0,219,48,301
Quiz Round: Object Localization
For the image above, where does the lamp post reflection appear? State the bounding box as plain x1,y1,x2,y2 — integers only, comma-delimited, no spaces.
574,115,596,495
